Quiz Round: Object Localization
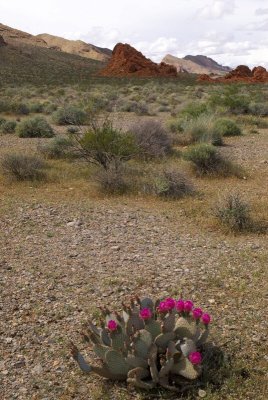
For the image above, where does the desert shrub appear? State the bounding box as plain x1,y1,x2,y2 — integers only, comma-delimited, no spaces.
214,193,252,232
213,119,242,137
1,153,46,181
120,101,150,115
16,117,54,138
96,163,128,194
1,120,17,134
211,131,224,146
72,121,137,170
184,144,243,177
130,120,172,160
10,102,30,115
180,102,208,119
0,117,6,126
52,106,87,125
43,102,58,114
67,126,79,134
151,168,194,199
38,136,72,159
180,115,214,144
158,105,171,112
248,102,268,117
168,118,184,133
29,102,44,113
209,88,250,115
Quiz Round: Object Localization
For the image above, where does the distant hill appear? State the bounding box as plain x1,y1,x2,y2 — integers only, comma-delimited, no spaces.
0,23,110,85
36,33,111,62
0,23,111,62
162,54,231,75
184,55,231,73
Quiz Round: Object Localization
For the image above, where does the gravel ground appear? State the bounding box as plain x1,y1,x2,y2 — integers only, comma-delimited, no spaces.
0,120,267,400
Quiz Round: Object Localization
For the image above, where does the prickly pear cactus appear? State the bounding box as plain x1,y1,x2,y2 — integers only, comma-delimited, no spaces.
70,296,212,392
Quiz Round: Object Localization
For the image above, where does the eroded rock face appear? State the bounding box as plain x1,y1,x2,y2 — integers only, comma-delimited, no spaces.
0,35,7,47
98,43,177,77
198,65,268,83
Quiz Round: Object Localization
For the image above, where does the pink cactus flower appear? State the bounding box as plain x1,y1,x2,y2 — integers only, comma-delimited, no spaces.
139,308,152,320
184,300,194,312
202,313,211,325
176,299,185,312
157,301,169,313
192,308,203,320
107,320,118,332
165,298,176,310
188,351,202,365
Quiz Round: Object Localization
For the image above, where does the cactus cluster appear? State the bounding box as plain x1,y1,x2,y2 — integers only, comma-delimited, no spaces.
70,296,211,392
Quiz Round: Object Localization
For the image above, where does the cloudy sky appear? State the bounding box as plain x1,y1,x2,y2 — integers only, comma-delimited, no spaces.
1,0,268,67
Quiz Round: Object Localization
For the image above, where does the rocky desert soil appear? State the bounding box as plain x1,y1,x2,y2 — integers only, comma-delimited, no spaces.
0,120,267,400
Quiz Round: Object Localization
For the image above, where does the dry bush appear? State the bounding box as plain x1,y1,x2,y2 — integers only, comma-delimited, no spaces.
130,120,172,160
1,153,47,181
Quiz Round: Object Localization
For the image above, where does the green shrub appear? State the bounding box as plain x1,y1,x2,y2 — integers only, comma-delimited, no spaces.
151,168,194,199
184,143,242,176
213,119,242,137
130,120,172,159
10,102,30,115
52,106,87,125
38,136,72,159
215,193,252,232
29,102,44,113
119,101,150,115
180,102,208,119
167,118,184,133
248,102,268,117
180,115,214,144
16,117,54,138
1,153,46,181
43,102,57,114
1,120,17,134
72,121,137,170
209,88,250,114
0,118,6,126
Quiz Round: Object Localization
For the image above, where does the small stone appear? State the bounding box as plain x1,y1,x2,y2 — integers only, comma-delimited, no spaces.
198,389,207,398
32,364,43,375
110,246,120,251
208,298,215,304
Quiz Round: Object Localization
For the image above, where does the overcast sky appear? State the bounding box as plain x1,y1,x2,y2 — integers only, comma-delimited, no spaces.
1,0,268,67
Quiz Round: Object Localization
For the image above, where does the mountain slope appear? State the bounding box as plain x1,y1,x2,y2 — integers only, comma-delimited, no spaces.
36,33,111,62
0,41,104,86
184,55,231,73
162,54,231,75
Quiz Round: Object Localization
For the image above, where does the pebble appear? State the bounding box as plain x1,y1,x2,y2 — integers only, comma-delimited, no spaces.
198,389,207,398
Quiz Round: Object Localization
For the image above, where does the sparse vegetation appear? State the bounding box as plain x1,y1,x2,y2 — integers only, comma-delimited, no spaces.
213,119,242,137
16,116,54,138
130,120,172,159
52,106,87,125
0,120,17,134
183,143,241,176
151,167,194,199
38,136,72,159
214,193,252,232
1,153,46,181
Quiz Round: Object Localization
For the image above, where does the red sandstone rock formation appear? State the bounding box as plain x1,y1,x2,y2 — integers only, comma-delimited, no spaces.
98,43,177,77
198,65,268,83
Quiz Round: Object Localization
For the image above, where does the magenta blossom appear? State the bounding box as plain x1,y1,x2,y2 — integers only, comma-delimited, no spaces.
202,313,211,325
176,299,185,312
188,351,202,365
192,308,203,320
139,308,152,320
184,300,194,312
107,320,118,332
157,301,169,313
165,298,176,311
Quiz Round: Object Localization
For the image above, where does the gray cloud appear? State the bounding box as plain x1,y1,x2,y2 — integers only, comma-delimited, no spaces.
255,8,268,15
